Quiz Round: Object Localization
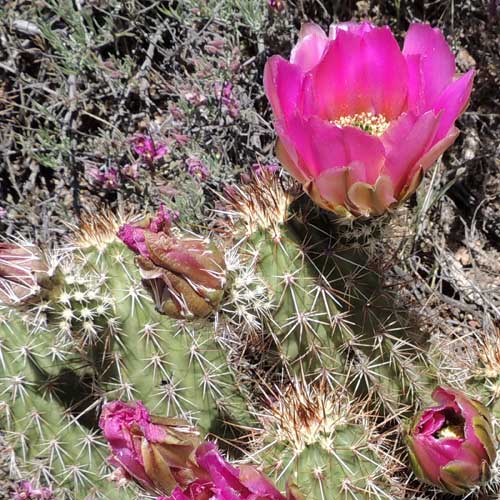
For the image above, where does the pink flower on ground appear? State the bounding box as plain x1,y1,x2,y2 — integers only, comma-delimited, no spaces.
121,163,140,180
163,443,286,500
133,134,169,165
215,82,240,118
99,401,203,495
186,157,210,181
264,22,475,217
0,207,6,219
172,133,191,145
406,387,496,495
268,0,285,11
184,90,207,107
13,481,53,500
88,166,120,190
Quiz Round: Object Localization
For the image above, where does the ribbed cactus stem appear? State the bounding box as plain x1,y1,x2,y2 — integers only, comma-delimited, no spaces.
0,308,124,499
254,380,396,499
77,240,252,434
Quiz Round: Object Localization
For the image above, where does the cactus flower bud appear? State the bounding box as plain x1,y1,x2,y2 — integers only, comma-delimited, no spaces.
99,401,205,495
164,442,286,500
117,206,226,319
406,386,496,495
13,481,53,500
0,242,50,305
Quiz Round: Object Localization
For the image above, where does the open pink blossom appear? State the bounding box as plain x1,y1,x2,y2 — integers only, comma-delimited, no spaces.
406,387,495,495
264,22,475,216
163,442,286,500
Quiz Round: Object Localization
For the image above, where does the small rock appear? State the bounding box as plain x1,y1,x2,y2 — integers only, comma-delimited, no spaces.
456,47,476,71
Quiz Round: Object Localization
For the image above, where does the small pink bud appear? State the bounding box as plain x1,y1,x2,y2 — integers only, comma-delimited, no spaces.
172,133,190,145
205,38,225,54
406,387,496,495
268,0,285,11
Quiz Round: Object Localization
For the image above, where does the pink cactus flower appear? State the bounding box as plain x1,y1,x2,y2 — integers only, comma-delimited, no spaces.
133,134,169,165
117,205,224,319
99,400,203,495
13,481,53,500
163,443,286,500
264,22,475,217
186,157,210,181
406,387,496,495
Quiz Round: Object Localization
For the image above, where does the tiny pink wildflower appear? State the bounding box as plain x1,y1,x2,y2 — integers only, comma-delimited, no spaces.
88,166,120,190
186,157,210,181
13,481,53,500
133,134,169,165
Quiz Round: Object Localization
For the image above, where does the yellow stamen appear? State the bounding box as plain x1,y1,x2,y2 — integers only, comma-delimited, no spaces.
333,112,390,136
436,424,464,440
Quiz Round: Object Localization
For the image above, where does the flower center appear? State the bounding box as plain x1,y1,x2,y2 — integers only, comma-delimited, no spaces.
333,112,390,136
433,408,465,440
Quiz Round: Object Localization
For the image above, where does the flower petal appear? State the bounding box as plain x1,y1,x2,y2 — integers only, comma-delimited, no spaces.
361,26,408,119
329,21,375,39
403,23,456,111
309,167,349,211
440,460,482,495
239,465,285,499
348,175,396,215
285,117,385,178
310,27,407,120
275,137,308,183
310,31,369,119
382,110,441,195
264,56,304,123
433,70,474,142
290,22,328,72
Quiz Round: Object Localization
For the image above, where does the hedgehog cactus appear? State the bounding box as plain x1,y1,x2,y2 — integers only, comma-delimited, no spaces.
0,216,251,499
0,19,498,500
